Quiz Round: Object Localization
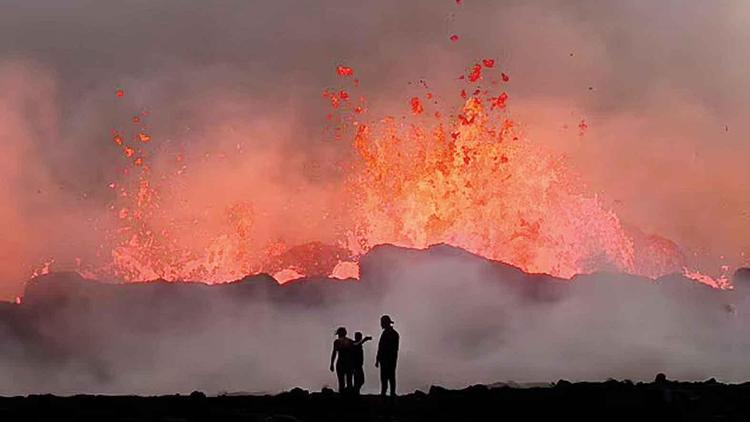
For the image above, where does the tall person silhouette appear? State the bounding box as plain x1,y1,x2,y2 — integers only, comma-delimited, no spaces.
375,315,399,397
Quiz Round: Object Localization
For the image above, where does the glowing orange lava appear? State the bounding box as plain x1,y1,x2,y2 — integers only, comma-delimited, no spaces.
341,99,637,278
32,60,727,290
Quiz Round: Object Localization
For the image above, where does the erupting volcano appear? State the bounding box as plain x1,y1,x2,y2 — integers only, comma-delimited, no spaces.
69,60,723,289
5,0,739,299
5,1,750,412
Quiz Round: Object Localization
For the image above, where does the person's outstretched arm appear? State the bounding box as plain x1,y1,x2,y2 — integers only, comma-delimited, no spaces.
353,336,372,346
330,343,337,372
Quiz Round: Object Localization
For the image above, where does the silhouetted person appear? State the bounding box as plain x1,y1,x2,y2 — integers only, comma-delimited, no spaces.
330,327,354,393
352,331,372,395
375,315,399,397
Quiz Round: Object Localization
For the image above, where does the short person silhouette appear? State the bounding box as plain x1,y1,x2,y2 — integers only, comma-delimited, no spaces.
352,331,373,394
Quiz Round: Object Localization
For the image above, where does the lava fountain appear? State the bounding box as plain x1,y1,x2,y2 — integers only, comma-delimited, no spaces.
53,59,726,289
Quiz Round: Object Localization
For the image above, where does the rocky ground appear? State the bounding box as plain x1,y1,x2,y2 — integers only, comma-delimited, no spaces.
2,378,750,421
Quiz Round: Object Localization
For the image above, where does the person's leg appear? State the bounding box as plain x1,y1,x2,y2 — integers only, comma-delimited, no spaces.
336,368,345,393
380,367,388,396
381,364,394,397
345,370,354,392
354,367,364,394
386,365,396,397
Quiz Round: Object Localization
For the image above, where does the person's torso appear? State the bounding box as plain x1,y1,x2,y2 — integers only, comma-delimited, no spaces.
378,329,399,362
335,338,354,365
352,344,364,366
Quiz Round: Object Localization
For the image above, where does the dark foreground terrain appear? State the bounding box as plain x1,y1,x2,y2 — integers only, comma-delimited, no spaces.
2,379,750,422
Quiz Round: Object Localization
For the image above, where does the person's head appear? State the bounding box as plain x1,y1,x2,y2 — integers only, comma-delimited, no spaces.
355,332,363,341
380,315,394,329
335,327,347,338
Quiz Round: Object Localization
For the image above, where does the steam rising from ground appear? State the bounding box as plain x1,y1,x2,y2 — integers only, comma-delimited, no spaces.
1,246,746,395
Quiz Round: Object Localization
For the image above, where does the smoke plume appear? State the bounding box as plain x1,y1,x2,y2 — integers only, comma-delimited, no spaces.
0,245,746,395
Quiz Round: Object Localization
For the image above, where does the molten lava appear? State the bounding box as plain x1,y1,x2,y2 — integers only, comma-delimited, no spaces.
41,59,727,290
343,96,641,278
